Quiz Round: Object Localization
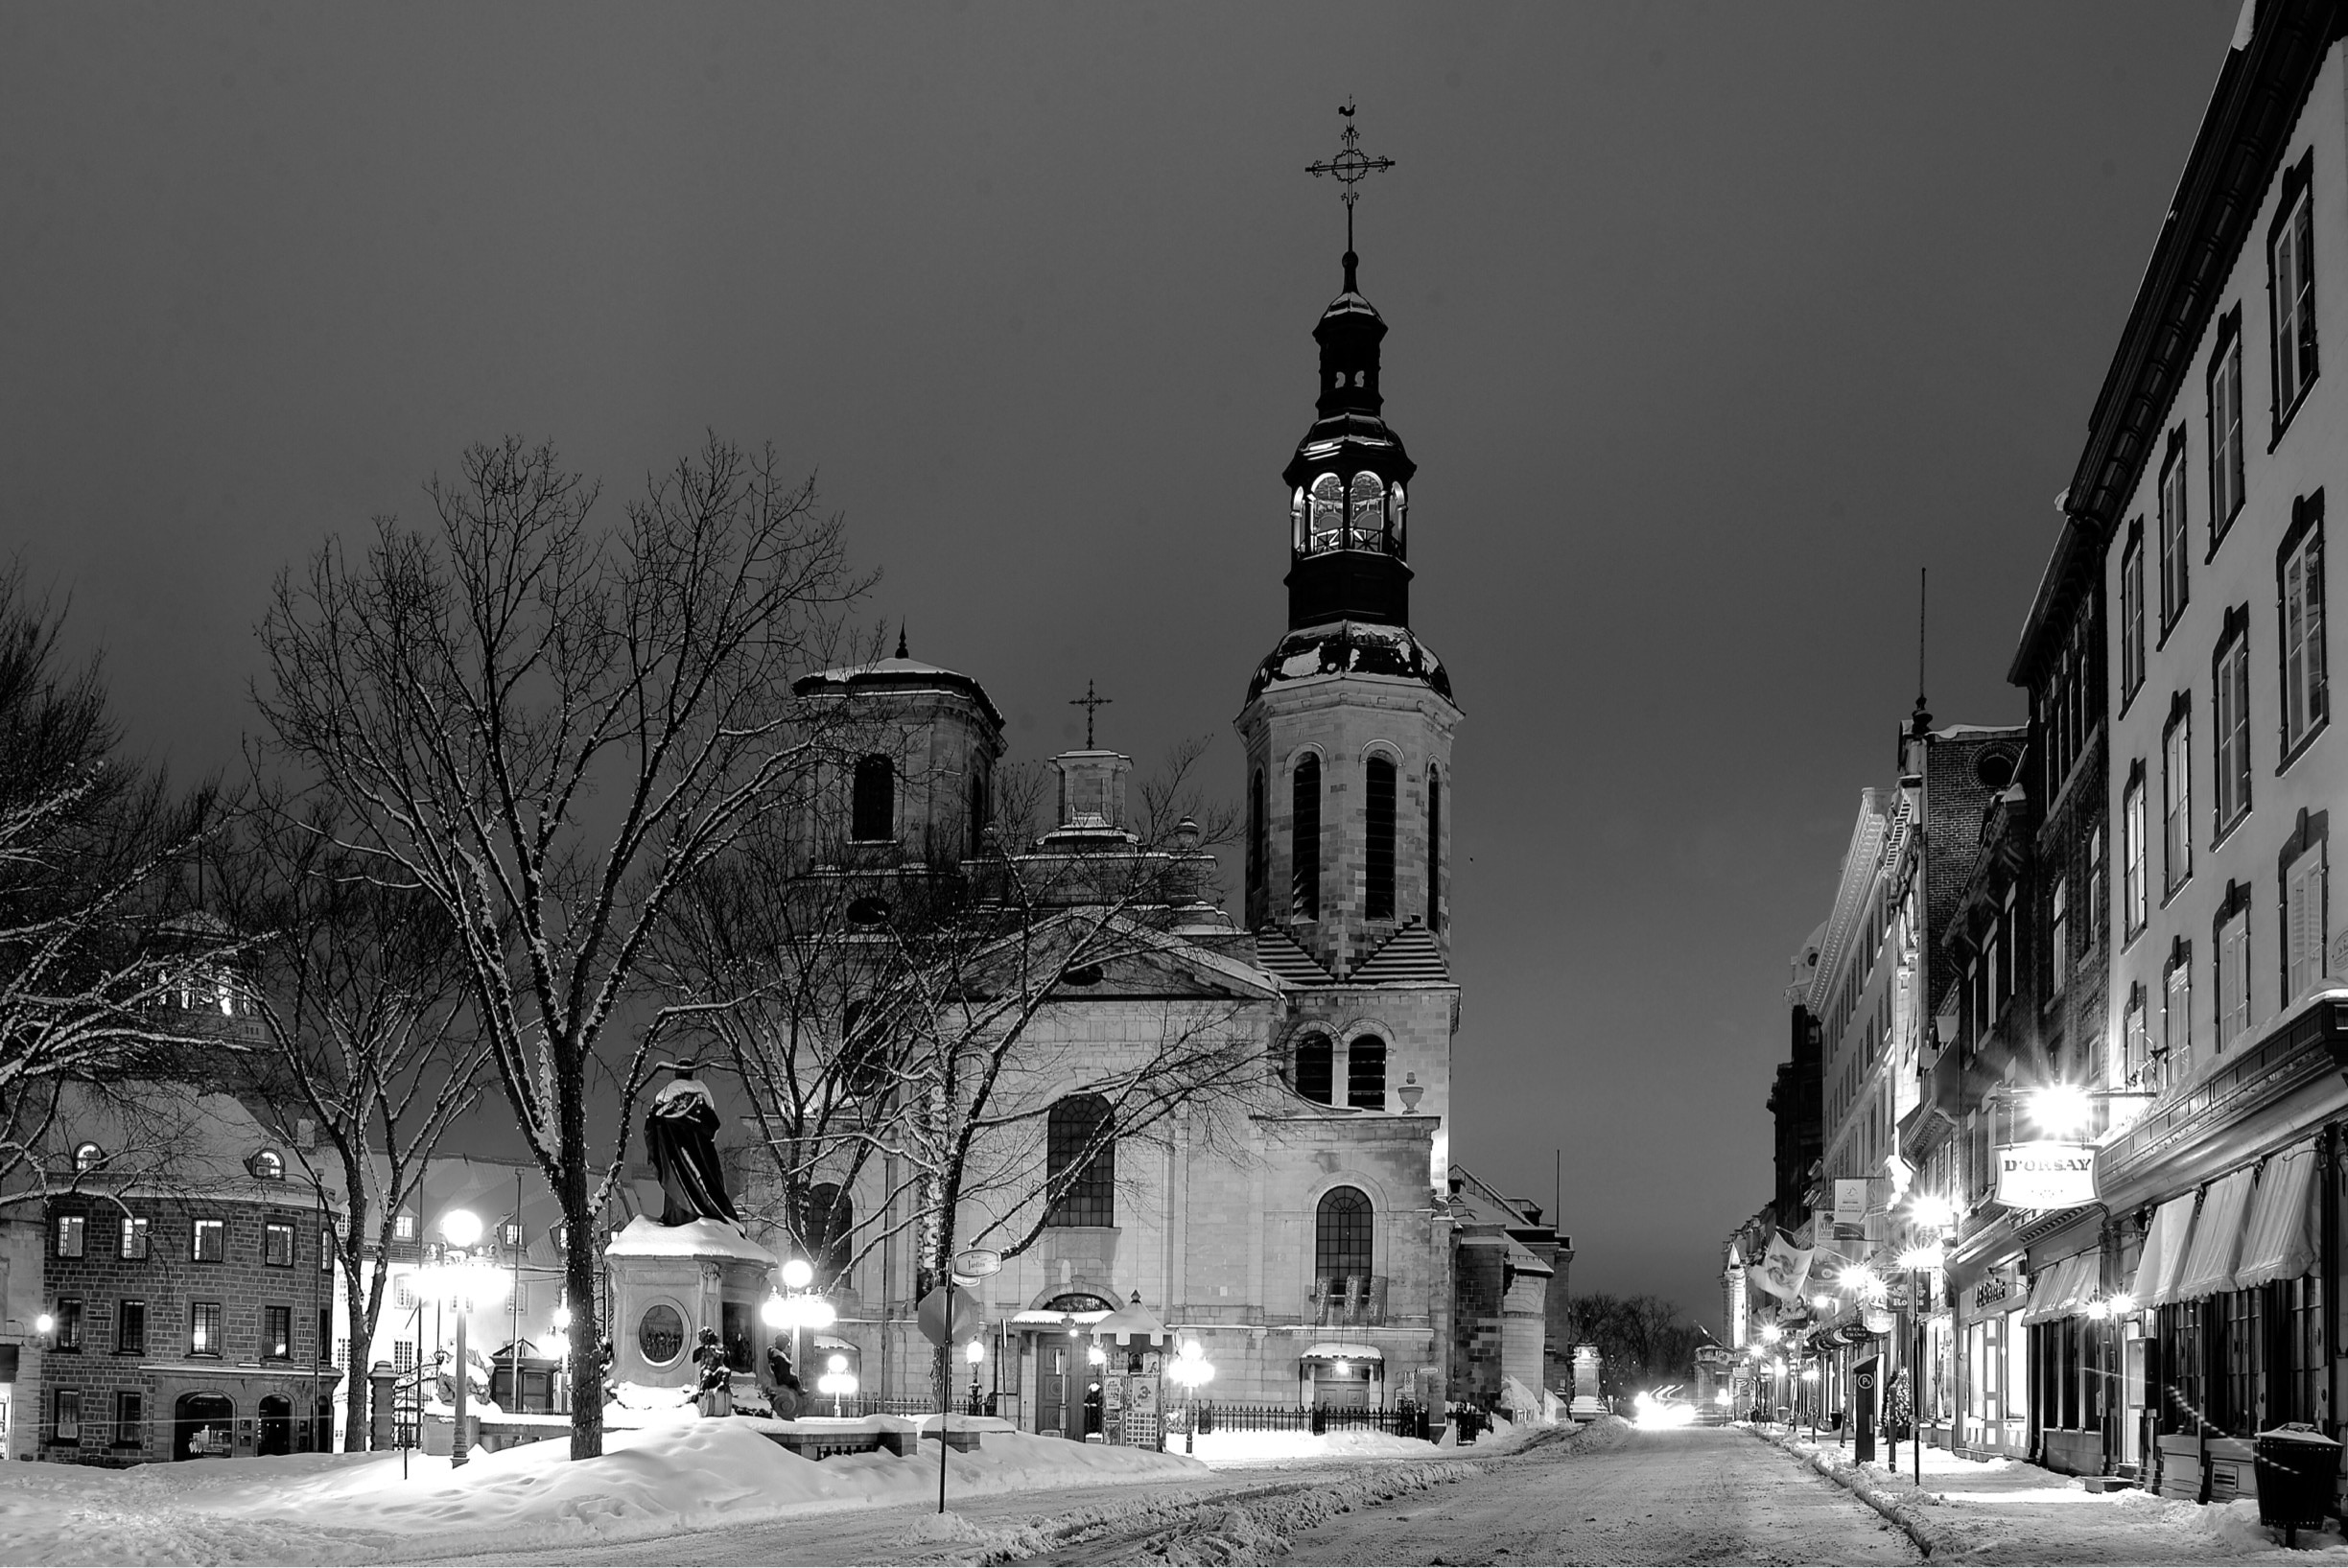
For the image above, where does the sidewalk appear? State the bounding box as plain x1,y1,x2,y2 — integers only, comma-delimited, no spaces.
1753,1425,2348,1564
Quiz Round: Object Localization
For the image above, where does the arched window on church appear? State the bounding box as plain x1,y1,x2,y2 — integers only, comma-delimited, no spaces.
1315,1186,1374,1292
1390,483,1407,556
796,1182,854,1288
1291,755,1321,920
1293,1035,1334,1105
1290,488,1307,553
852,756,894,843
1347,1037,1387,1109
1365,755,1396,921
1045,1094,1115,1228
1348,472,1385,550
1309,474,1344,553
1427,765,1443,935
1247,768,1266,909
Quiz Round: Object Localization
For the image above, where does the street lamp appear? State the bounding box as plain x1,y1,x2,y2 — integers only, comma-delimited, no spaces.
417,1208,507,1468
817,1353,857,1417
1166,1339,1216,1454
763,1258,836,1393
966,1337,986,1415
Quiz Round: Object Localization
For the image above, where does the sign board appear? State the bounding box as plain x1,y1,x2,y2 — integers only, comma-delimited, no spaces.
952,1248,1003,1279
916,1285,983,1347
1972,1264,2020,1315
1834,1180,1869,1229
1996,1141,2096,1209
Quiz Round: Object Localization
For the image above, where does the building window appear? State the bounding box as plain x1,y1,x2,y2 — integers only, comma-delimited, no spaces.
1246,767,1265,908
55,1299,82,1351
54,1212,85,1259
1314,1185,1374,1287
264,1221,295,1268
1308,472,1343,551
53,1390,80,1445
120,1216,149,1260
393,1212,416,1242
2216,614,2252,834
2123,986,2148,1083
2048,876,2069,991
250,1149,284,1181
2159,431,2190,631
499,1221,522,1248
1347,471,1385,550
190,1299,223,1357
1347,1036,1387,1110
319,1310,333,1365
2122,525,2147,706
1291,755,1321,921
850,755,894,843
192,1218,225,1263
113,1391,144,1449
72,1141,104,1174
2218,898,2252,1051
1364,755,1396,921
264,1305,292,1361
2285,836,2328,1002
393,1340,415,1372
2124,768,2148,938
2273,165,2318,425
117,1299,146,1356
1044,1094,1115,1229
2281,514,2327,756
1426,765,1443,934
2210,312,2245,539
1390,483,1408,552
2163,701,2192,896
2164,941,2193,1081
1293,1035,1334,1104
2089,822,2109,946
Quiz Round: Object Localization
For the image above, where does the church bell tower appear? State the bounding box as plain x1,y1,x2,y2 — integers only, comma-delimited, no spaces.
1235,115,1461,982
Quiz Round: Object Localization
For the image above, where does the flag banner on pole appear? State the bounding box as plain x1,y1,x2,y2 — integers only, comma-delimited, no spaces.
1753,1229,1816,1301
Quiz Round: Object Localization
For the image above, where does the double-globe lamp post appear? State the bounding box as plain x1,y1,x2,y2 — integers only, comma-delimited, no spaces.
421,1209,508,1469
762,1257,836,1406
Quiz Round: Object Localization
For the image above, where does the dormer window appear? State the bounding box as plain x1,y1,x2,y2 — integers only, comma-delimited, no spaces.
72,1142,104,1174
249,1150,285,1182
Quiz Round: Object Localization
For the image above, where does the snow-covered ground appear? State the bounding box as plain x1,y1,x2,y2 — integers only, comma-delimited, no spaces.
0,1416,1211,1565
1761,1424,2348,1564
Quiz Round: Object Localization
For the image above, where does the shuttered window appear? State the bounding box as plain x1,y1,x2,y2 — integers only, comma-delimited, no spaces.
2286,846,2327,1002
1364,756,1396,921
2219,907,2252,1051
1291,756,1321,920
2283,526,2327,753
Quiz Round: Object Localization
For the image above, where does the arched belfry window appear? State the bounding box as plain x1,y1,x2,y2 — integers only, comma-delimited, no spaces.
851,756,894,843
1365,755,1397,920
1309,474,1344,553
1426,765,1443,934
1389,483,1407,555
1293,1035,1334,1104
1315,1186,1374,1287
1291,756,1321,920
1348,473,1385,550
1247,767,1266,908
1045,1094,1115,1228
1348,1036,1387,1109
1290,488,1307,552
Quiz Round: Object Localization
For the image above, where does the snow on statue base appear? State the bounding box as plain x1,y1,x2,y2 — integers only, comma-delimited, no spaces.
603,1217,778,1395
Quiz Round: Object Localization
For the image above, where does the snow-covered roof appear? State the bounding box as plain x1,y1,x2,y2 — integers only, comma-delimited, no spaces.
1348,921,1449,985
1245,620,1453,706
792,655,1003,728
603,1214,778,1266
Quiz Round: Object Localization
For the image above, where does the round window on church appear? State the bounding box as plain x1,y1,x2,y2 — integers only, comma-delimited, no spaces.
639,1303,685,1366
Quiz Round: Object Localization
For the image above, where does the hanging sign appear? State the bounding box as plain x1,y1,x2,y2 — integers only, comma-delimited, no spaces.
1833,1180,1870,1239
1996,1141,2097,1209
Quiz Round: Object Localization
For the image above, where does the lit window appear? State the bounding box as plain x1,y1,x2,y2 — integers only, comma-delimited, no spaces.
55,1299,82,1351
2219,902,2252,1051
264,1305,292,1361
2282,520,2327,754
54,1213,85,1259
2163,704,2192,895
2274,173,2318,420
189,1300,223,1356
264,1221,294,1268
119,1217,149,1260
2121,526,2146,706
1289,487,1306,551
501,1222,522,1248
2208,313,2244,536
2123,770,2147,938
1389,483,1407,554
1309,473,1343,551
250,1150,284,1181
192,1218,225,1263
72,1142,103,1174
1347,472,1385,550
393,1213,416,1242
2215,619,2252,833
2286,841,2329,1002
2159,433,2189,629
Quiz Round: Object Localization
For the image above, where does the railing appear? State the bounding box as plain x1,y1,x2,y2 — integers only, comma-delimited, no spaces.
1190,1401,1431,1439
1307,1275,1390,1327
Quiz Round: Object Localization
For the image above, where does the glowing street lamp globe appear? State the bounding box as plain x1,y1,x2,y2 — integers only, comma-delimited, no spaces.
1898,1244,1945,1273
440,1208,482,1248
781,1257,814,1291
1908,1193,1958,1232
966,1338,986,1368
2030,1084,2093,1138
552,1302,572,1335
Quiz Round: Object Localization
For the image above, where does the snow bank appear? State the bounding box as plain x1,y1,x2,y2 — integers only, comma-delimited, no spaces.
0,1419,1209,1565
1187,1428,1444,1465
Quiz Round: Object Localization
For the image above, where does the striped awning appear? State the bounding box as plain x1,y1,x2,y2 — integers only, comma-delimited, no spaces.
2019,1252,2101,1326
2132,1193,2199,1309
2171,1167,2258,1302
2236,1144,2320,1291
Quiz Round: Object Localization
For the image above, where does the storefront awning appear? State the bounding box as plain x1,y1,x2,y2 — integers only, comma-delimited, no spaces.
1302,1342,1383,1361
2171,1166,2258,1302
2236,1143,2320,1291
2019,1252,2100,1326
2133,1193,2199,1309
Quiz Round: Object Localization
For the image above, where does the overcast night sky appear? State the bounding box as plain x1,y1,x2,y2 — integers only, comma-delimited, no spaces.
1,1,2247,1326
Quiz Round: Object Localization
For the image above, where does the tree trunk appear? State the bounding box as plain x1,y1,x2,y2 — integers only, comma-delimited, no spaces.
559,1072,605,1460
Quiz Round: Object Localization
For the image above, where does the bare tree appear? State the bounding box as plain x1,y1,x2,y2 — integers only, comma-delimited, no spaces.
254,435,866,1458
1564,1292,1705,1397
0,562,238,1200
204,791,492,1450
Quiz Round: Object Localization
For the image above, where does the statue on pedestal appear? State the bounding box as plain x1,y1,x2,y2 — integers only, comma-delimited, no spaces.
645,1063,740,1226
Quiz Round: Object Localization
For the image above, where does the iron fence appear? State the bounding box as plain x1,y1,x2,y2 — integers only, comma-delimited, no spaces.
1190,1401,1432,1439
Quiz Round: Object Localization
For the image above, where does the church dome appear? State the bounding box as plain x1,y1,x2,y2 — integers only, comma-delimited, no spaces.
793,653,1004,729
1244,620,1453,706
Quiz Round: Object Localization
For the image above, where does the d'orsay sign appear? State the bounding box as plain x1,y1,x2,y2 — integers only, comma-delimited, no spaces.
1996,1141,2096,1209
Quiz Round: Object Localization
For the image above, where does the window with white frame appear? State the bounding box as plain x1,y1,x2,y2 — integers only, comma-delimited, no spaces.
119,1216,148,1260
2211,312,2246,538
2160,431,2190,630
2219,899,2253,1051
2285,837,2328,1001
2164,942,2192,1078
2282,515,2327,754
2124,769,2148,937
192,1218,224,1263
54,1212,84,1259
2123,985,2148,1085
2274,165,2318,420
2216,615,2253,833
2123,525,2147,705
2048,876,2069,993
2163,701,2192,895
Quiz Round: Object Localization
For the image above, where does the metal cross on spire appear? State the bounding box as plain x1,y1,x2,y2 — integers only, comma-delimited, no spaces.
1305,98,1396,258
1069,680,1113,749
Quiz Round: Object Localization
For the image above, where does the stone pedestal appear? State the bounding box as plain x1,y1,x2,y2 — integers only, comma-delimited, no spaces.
605,1216,778,1391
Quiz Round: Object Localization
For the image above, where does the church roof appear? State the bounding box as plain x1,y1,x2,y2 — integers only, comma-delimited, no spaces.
1348,920,1450,985
1245,620,1454,706
1252,925,1335,986
793,654,1003,729
1321,289,1383,324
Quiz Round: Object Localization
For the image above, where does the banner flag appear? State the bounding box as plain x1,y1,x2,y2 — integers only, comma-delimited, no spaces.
1753,1229,1816,1302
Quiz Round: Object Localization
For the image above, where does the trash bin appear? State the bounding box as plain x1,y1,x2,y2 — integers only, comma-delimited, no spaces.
2254,1424,2341,1547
